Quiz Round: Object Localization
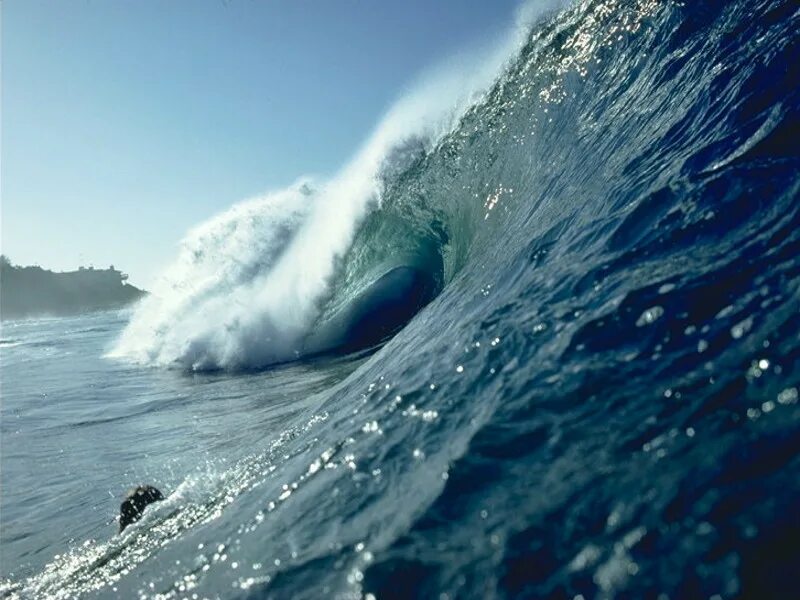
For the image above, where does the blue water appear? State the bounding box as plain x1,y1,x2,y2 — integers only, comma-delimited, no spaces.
2,0,799,598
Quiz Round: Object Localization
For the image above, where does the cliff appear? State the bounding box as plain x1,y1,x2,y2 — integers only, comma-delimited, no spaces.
0,257,146,320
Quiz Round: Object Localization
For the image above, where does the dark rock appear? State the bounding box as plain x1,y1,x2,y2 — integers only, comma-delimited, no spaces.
119,485,165,533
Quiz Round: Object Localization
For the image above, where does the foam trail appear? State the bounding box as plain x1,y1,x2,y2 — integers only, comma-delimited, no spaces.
111,2,557,370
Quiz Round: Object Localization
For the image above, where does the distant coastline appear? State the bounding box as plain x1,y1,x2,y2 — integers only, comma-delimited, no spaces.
0,256,146,320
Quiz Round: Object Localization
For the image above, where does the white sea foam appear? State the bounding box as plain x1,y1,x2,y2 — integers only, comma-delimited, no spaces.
111,2,558,370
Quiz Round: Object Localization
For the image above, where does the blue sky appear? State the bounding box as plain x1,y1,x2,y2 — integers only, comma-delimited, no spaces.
2,0,523,287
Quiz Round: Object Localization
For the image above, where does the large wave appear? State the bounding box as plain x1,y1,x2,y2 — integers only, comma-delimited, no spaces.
110,2,562,370
9,0,800,597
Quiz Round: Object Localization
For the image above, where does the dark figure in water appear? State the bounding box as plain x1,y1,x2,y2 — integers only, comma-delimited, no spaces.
119,485,164,532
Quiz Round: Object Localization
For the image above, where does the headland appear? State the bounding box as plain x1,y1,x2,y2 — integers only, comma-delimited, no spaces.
0,256,146,320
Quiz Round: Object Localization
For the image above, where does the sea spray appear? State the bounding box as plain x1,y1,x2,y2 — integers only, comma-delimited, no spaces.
110,182,315,368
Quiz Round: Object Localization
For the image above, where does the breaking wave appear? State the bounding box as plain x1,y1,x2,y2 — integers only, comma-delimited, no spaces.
110,2,561,370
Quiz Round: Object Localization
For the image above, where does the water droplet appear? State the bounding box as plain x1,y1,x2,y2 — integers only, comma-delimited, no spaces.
777,387,798,405
636,306,664,327
730,316,753,339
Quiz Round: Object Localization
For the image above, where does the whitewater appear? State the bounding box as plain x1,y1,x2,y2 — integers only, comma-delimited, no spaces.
2,0,799,598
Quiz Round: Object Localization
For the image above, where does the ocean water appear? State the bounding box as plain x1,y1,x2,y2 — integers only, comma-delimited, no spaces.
2,0,799,598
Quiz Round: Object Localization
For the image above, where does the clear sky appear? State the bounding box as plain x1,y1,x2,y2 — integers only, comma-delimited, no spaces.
2,0,523,287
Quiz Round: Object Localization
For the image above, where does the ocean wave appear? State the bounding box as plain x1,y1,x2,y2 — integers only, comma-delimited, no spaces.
7,0,800,597
110,1,559,371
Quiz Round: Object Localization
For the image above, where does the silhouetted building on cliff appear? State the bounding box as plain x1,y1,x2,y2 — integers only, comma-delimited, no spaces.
0,256,146,319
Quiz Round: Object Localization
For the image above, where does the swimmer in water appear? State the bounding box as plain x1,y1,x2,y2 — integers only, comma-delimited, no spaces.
119,485,164,532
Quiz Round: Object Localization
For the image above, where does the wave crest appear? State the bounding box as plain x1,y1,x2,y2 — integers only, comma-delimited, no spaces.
110,1,554,370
